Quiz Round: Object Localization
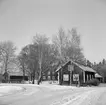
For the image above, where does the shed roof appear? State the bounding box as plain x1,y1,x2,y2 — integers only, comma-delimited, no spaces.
56,60,96,73
8,71,28,76
95,73,102,78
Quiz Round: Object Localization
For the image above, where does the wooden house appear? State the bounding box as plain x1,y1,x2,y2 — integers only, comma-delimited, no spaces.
56,60,96,85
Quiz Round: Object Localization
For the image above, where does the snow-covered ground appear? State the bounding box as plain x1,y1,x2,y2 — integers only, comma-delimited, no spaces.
0,81,79,97
39,83,77,90
0,81,82,93
0,83,106,105
0,86,23,96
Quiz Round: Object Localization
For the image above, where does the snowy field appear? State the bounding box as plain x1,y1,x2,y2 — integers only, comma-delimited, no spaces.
0,86,23,96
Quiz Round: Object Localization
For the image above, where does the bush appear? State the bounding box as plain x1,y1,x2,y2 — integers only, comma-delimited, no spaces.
80,83,87,87
86,78,100,86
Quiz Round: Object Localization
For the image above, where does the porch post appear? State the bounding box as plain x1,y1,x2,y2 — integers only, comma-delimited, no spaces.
70,71,72,85
58,72,59,84
83,71,85,83
90,75,91,80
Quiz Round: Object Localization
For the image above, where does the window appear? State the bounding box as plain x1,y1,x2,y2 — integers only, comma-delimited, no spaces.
48,71,50,75
48,76,51,80
63,74,69,81
68,65,74,71
52,76,55,80
43,76,46,80
52,71,55,75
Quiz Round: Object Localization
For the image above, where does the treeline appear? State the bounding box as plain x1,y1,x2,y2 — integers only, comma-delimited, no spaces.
0,28,86,84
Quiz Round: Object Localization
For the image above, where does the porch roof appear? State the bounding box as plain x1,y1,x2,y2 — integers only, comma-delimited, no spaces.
95,73,102,78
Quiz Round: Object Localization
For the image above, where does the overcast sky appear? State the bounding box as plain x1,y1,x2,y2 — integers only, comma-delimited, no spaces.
0,0,106,63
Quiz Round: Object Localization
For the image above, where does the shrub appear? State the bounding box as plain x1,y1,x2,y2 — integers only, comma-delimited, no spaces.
86,78,100,86
80,83,87,87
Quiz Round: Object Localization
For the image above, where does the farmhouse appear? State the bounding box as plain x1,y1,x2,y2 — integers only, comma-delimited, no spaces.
56,60,96,85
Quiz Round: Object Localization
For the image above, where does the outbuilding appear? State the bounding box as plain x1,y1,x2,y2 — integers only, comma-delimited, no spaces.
8,71,28,83
56,60,96,85
95,73,103,83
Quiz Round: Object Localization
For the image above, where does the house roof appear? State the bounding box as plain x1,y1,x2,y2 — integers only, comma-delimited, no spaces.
95,73,102,78
56,60,96,73
8,71,28,76
56,66,62,72
72,61,96,73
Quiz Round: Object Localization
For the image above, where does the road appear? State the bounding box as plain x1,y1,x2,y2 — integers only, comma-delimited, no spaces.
0,84,106,105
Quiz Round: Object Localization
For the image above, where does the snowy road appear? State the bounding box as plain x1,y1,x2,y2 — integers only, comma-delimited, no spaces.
0,84,106,105
64,88,106,105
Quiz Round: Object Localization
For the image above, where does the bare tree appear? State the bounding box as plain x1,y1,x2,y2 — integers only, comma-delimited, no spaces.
52,28,67,64
52,28,85,63
0,41,16,82
67,28,84,62
33,34,50,84
18,44,38,84
18,49,27,82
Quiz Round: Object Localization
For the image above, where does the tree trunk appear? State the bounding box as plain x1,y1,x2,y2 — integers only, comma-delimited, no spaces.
60,68,63,85
32,76,35,84
32,69,35,84
37,68,42,85
37,52,42,85
22,64,25,83
4,61,8,83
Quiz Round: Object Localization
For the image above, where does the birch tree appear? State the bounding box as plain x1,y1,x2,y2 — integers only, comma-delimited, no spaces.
33,34,49,84
66,28,85,63
52,28,85,65
52,28,67,64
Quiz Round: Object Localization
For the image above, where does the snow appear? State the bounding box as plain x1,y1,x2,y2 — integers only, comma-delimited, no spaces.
37,81,82,90
0,83,104,105
0,86,23,96
50,86,106,105
39,84,77,90
51,89,102,105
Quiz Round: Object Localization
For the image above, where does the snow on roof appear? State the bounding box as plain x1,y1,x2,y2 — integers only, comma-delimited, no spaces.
8,71,28,76
56,60,96,73
72,61,96,73
56,66,62,72
95,73,102,78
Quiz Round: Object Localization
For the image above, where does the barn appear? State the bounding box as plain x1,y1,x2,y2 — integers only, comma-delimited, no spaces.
56,60,96,85
8,71,28,83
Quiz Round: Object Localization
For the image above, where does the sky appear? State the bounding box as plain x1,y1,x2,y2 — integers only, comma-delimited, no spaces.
0,0,106,63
